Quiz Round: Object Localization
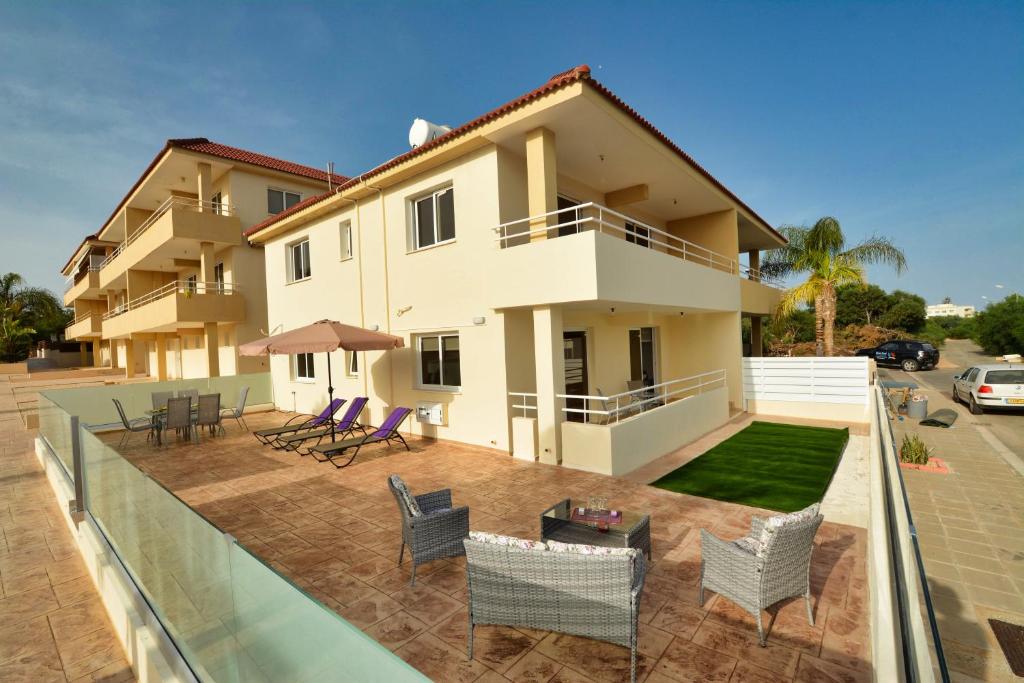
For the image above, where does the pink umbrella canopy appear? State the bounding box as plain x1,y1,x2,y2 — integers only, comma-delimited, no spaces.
239,320,404,356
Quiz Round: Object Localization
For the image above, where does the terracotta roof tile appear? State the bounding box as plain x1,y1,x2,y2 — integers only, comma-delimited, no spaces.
168,138,348,186
245,65,782,242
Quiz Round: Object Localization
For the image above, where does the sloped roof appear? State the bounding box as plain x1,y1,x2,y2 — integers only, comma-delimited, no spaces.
245,65,782,242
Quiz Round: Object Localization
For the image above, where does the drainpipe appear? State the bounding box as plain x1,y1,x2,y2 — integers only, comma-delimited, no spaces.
368,185,396,409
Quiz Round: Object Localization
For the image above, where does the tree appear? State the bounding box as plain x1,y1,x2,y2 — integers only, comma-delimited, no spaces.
761,217,907,356
835,283,889,326
0,273,69,361
975,294,1024,356
880,290,927,332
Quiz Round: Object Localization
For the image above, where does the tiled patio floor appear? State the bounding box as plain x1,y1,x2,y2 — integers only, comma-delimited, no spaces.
112,412,871,682
0,372,134,682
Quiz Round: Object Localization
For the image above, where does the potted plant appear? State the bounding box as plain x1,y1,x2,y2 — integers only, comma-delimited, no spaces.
899,433,948,473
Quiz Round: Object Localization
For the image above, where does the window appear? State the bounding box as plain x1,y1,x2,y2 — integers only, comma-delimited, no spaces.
293,352,315,381
629,327,658,383
185,274,198,294
986,370,1024,384
288,239,311,282
413,186,455,250
417,334,461,389
211,191,224,215
268,188,301,215
339,221,353,260
625,221,650,248
214,263,224,292
346,350,359,376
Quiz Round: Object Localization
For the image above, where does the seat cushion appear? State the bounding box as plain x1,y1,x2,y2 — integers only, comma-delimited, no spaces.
469,531,546,551
756,502,820,555
545,540,636,557
732,536,764,556
389,475,422,517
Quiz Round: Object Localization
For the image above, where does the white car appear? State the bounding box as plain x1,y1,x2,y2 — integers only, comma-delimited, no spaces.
952,364,1024,414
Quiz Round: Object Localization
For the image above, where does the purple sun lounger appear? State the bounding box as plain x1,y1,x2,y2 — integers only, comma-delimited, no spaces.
309,406,413,468
254,398,345,447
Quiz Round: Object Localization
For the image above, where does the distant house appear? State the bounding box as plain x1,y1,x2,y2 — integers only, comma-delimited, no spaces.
926,302,975,318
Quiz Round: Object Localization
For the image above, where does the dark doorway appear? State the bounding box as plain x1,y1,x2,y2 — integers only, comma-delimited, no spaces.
563,331,589,423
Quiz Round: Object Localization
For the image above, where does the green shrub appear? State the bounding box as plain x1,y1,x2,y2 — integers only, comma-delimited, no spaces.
900,434,931,465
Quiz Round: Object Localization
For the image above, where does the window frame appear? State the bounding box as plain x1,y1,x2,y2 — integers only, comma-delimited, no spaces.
213,262,225,292
292,352,315,383
411,185,455,251
185,274,198,294
346,350,359,377
268,187,302,216
415,332,461,391
287,238,311,283
628,326,659,383
625,221,651,248
339,220,353,261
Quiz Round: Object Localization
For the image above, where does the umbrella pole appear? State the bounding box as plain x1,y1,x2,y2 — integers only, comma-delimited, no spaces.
327,352,336,442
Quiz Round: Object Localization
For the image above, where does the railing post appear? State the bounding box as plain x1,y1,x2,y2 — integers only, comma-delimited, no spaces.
69,415,86,522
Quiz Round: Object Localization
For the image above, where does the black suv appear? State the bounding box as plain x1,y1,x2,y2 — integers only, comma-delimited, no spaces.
855,340,939,371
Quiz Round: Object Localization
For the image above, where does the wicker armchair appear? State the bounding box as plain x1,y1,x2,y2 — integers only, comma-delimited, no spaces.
388,475,469,586
699,511,823,646
464,539,646,683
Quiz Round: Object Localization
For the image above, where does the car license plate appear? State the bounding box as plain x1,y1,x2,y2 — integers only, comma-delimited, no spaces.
1007,398,1024,405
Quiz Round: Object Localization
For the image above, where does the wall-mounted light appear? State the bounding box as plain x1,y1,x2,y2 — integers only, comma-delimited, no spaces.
397,305,412,317
472,316,486,325
370,324,380,331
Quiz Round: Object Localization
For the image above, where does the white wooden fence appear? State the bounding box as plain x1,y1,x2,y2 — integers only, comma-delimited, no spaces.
742,356,870,405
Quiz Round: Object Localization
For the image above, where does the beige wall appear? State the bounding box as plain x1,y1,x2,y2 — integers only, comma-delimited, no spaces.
561,386,730,476
667,209,739,266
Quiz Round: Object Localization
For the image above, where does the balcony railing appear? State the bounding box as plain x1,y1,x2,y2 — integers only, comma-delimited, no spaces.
557,368,727,423
64,311,98,330
508,391,538,417
100,197,235,270
495,202,738,270
102,280,238,320
64,262,103,293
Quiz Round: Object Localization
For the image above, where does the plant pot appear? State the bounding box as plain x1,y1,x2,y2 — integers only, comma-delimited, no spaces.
899,456,948,474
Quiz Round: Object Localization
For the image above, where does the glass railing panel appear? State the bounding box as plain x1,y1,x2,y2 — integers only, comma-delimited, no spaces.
80,427,233,677
37,393,74,478
225,543,425,682
78,421,424,682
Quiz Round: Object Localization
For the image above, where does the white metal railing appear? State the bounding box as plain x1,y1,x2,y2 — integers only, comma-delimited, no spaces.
558,369,727,423
101,197,235,270
494,202,740,274
65,311,98,330
508,392,538,417
739,264,783,289
102,280,239,320
64,263,103,292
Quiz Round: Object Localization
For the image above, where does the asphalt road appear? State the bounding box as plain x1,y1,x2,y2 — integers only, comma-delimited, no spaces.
877,338,1024,459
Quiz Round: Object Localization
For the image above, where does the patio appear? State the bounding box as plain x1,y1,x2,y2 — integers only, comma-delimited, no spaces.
108,411,870,682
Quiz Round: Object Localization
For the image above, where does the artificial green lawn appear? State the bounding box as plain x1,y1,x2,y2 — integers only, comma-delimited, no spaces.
651,421,849,512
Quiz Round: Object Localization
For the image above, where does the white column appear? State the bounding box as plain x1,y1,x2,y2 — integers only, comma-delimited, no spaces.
533,305,565,464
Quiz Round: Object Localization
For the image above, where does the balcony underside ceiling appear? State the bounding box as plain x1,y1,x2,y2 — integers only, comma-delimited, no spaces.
486,90,784,251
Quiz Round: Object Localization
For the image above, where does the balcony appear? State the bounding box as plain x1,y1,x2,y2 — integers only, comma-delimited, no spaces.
490,203,782,311
102,280,245,339
98,198,242,289
63,267,103,306
64,311,103,339
739,268,784,315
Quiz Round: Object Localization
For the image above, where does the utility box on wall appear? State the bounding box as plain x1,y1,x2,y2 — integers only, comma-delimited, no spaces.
416,401,446,426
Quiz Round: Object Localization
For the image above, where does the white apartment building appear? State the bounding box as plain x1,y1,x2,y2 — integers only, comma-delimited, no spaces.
926,302,976,318
245,65,785,476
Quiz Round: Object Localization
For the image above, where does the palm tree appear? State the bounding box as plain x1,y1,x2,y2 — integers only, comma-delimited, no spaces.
761,217,907,356
0,273,68,361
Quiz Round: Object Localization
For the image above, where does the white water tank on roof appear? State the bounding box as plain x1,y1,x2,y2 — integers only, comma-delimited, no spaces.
408,118,452,148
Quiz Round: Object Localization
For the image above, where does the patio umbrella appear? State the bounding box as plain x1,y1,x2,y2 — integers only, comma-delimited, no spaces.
239,320,404,441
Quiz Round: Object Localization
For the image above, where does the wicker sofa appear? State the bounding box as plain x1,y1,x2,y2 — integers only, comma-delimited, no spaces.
464,536,646,682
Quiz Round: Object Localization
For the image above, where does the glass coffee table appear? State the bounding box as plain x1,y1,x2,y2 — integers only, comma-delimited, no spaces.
540,498,651,559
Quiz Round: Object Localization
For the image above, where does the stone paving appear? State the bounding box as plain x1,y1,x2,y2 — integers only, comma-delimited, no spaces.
0,372,134,682
889,383,1024,681
111,411,871,682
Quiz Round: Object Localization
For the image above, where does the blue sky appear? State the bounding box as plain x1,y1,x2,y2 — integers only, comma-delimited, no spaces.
1,1,1021,308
